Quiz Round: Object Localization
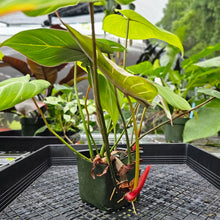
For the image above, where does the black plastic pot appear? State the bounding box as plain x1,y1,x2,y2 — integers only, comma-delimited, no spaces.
164,118,189,142
0,143,219,218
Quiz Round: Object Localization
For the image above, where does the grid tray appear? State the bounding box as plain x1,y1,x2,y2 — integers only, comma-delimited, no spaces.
1,164,219,220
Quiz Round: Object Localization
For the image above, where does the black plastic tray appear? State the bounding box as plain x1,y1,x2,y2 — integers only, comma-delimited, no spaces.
0,144,220,219
0,132,62,152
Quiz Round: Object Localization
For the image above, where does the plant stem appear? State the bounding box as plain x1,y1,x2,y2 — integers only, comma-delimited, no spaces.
32,98,91,162
133,97,215,145
114,126,117,144
84,85,99,154
89,3,109,152
74,63,94,160
58,114,73,144
127,96,140,189
123,18,130,69
139,107,147,134
110,104,139,152
89,3,117,186
114,87,131,164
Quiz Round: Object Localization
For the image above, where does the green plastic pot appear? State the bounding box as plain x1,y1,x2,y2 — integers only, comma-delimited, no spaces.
77,151,135,211
164,118,189,143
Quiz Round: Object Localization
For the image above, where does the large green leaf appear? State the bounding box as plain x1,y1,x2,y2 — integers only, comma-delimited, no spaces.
0,0,95,16
103,10,183,54
98,74,123,126
194,56,220,68
1,29,124,67
1,29,86,66
0,75,50,111
154,83,191,110
63,22,158,105
183,99,220,142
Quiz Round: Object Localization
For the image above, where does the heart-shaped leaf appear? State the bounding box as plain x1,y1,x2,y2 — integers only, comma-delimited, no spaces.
1,29,124,67
1,29,87,66
103,10,183,54
0,75,50,111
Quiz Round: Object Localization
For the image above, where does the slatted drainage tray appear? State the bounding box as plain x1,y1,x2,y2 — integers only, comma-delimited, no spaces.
0,144,219,219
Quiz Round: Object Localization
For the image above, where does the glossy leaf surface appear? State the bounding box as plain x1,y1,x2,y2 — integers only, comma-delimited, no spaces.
154,83,191,110
1,29,124,67
103,10,183,54
98,74,123,126
1,29,86,66
183,99,220,142
64,23,158,105
0,75,50,111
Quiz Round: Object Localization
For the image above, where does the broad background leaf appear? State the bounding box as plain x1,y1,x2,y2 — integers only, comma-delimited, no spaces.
0,75,50,111
183,99,220,142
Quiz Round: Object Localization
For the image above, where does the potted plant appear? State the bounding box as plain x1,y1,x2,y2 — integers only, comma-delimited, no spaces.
0,0,217,214
39,84,96,143
12,98,48,136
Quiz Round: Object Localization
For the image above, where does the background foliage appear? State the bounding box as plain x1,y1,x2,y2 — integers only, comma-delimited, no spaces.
157,0,220,57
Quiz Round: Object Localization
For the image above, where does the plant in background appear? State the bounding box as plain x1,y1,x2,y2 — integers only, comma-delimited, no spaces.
126,38,220,142
39,84,96,143
0,75,50,112
0,0,217,214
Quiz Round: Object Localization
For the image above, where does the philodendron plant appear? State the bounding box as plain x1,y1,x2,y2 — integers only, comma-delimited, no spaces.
0,0,213,213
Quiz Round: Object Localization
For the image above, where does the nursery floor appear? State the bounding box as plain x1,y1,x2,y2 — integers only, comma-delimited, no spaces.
1,164,220,220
